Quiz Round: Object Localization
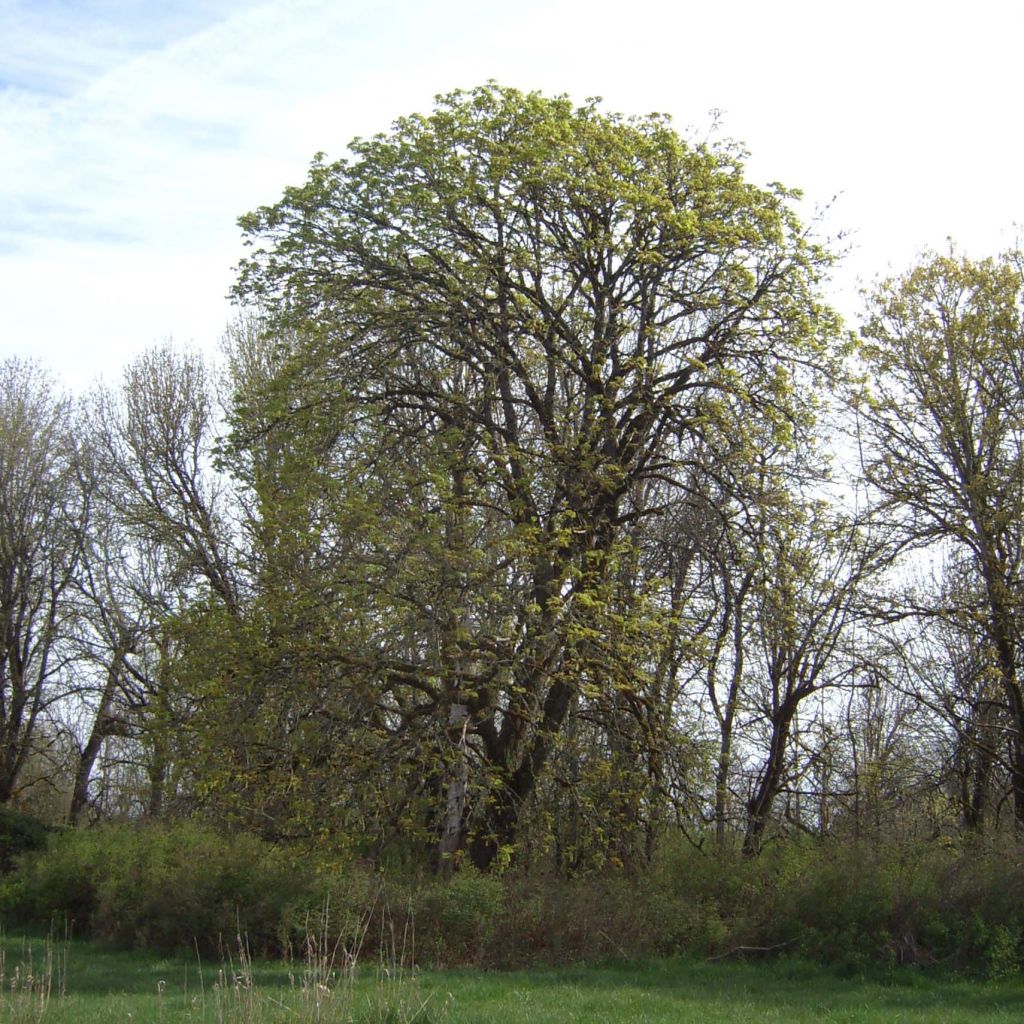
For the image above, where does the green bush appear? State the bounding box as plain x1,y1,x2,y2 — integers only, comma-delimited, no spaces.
0,821,311,953
0,806,52,873
0,820,103,929
482,869,708,966
699,831,1024,973
7,819,1024,973
413,867,505,965
981,923,1021,980
280,857,391,961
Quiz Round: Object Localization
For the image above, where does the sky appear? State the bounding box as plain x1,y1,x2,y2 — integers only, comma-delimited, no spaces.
2,0,1022,392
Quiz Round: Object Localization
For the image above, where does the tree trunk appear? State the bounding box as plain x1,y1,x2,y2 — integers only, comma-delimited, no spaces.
977,547,1024,828
69,656,126,825
438,702,469,874
469,675,576,871
743,704,795,857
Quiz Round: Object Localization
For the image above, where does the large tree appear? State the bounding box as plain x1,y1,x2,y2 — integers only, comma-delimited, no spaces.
858,249,1024,826
232,83,840,868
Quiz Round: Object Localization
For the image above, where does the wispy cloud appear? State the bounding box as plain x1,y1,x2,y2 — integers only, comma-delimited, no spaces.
1,0,497,386
0,0,252,94
2,0,262,250
1,0,464,252
2,0,1023,391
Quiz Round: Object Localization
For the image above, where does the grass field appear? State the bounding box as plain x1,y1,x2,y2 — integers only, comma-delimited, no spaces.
4,933,1024,1023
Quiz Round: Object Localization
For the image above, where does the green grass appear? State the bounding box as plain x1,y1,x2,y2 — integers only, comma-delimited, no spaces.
4,933,1024,1023
435,959,1024,1023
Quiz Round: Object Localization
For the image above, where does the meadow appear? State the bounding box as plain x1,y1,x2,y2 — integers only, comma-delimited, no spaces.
5,933,1024,1024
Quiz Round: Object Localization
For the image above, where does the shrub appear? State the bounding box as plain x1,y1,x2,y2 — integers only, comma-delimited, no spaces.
0,807,52,873
412,868,505,965
280,858,391,961
8,819,1024,973
0,821,104,930
0,821,311,954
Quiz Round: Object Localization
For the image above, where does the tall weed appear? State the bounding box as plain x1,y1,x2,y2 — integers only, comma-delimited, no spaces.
0,934,66,1024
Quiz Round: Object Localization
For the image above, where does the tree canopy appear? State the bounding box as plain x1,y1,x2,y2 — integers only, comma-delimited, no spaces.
229,83,842,866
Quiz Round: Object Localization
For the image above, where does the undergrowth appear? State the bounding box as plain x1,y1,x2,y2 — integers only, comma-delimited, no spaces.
5,819,1024,975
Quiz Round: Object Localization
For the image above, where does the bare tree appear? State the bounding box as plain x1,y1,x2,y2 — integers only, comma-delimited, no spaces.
64,343,239,822
0,359,81,805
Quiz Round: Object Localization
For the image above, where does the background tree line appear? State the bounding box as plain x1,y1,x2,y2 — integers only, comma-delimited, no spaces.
7,84,1024,881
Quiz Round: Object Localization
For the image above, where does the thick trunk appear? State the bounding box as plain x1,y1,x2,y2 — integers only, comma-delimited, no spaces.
958,698,998,831
147,749,168,818
469,675,576,871
714,646,743,849
1009,733,1024,828
967,744,993,831
975,531,1024,827
715,738,733,850
69,727,105,825
436,454,473,873
0,653,28,803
